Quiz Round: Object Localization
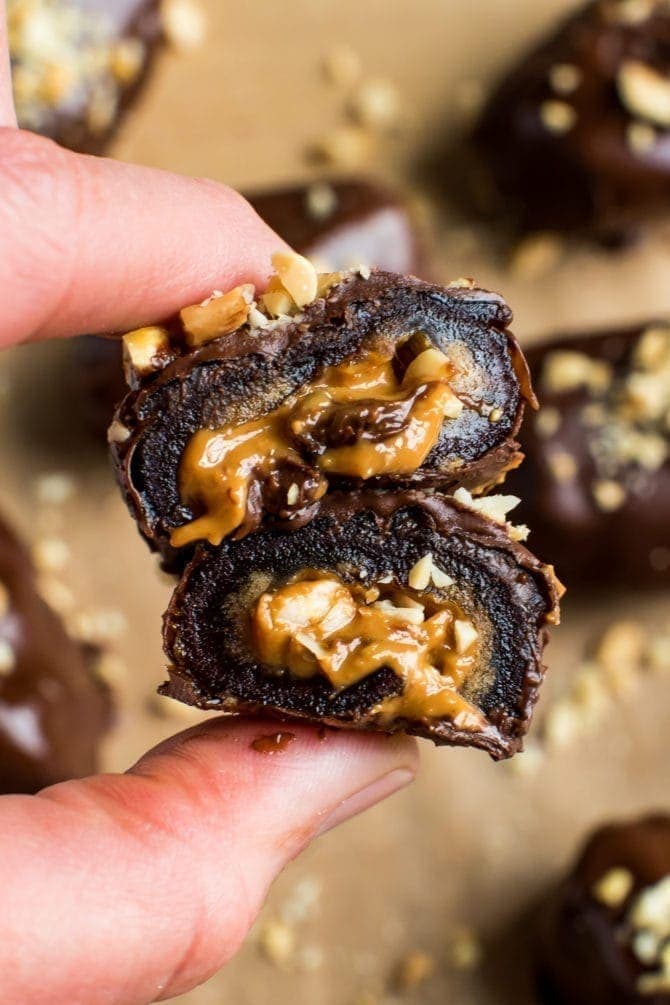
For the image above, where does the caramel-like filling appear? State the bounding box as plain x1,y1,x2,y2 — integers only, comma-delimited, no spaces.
171,343,461,548
250,573,485,728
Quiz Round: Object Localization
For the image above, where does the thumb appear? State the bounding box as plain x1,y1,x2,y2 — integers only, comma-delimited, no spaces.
0,717,417,1005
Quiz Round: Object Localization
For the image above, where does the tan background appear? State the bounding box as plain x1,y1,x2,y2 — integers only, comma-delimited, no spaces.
2,0,670,1002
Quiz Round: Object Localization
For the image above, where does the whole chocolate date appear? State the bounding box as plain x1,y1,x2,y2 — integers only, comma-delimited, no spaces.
508,322,670,587
474,0,670,243
536,815,670,1004
0,513,111,794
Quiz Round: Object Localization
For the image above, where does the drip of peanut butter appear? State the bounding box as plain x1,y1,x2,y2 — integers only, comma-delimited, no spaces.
171,342,462,548
250,573,485,728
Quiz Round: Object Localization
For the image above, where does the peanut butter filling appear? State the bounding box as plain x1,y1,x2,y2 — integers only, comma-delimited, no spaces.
250,572,486,728
171,342,463,548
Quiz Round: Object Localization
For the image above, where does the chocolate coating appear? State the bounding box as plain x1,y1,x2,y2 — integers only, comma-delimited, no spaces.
113,270,532,565
0,514,111,794
248,179,426,276
9,0,163,155
508,324,670,587
474,0,670,243
536,815,670,1004
163,491,560,759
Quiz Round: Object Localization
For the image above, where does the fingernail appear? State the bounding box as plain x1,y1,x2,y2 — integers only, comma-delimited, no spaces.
317,768,415,837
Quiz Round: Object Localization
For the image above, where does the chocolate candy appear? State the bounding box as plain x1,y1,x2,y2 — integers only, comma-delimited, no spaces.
8,0,163,154
473,0,670,243
112,267,534,565
162,491,560,758
536,815,670,1004
0,513,111,794
111,260,560,750
247,179,427,276
508,322,670,586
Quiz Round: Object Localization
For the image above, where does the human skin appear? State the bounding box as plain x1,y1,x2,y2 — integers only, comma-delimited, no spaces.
0,20,418,1004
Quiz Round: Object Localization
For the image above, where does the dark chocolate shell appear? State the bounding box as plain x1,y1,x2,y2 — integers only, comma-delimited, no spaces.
113,270,533,565
162,491,560,760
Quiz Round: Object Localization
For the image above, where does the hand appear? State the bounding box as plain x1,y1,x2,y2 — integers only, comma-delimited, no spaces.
0,34,418,1005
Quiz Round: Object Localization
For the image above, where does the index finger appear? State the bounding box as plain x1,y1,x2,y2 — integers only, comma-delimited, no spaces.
0,128,287,346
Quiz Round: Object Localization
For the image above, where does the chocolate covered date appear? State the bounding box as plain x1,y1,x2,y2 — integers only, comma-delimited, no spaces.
112,263,533,563
474,0,670,243
9,0,164,154
0,513,111,794
162,491,560,759
508,322,670,586
536,815,670,1004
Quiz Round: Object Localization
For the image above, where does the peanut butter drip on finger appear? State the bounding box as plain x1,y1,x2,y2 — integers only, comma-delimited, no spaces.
171,343,463,548
250,572,485,728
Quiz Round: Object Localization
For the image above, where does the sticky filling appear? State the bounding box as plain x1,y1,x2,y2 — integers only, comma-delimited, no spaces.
171,337,464,548
249,571,485,728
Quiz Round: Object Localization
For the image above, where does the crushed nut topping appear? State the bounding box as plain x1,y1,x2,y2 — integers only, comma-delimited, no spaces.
541,329,670,503
622,875,670,993
271,251,318,309
311,125,372,169
305,182,338,220
258,918,296,969
547,449,578,482
453,487,528,540
549,62,582,96
180,284,255,347
601,0,659,25
107,420,131,445
535,406,561,438
348,78,401,131
539,99,577,134
251,573,483,727
8,0,149,134
396,951,435,990
592,867,635,907
160,0,206,51
592,478,626,512
32,537,70,573
542,351,613,394
617,60,670,128
510,232,564,280
408,553,454,591
122,326,173,381
38,575,75,614
448,926,484,970
542,616,668,750
34,471,76,507
454,618,479,654
627,120,658,155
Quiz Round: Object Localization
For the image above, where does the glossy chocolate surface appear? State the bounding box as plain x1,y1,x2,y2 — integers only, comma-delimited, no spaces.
0,513,111,794
474,0,670,242
509,323,670,586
